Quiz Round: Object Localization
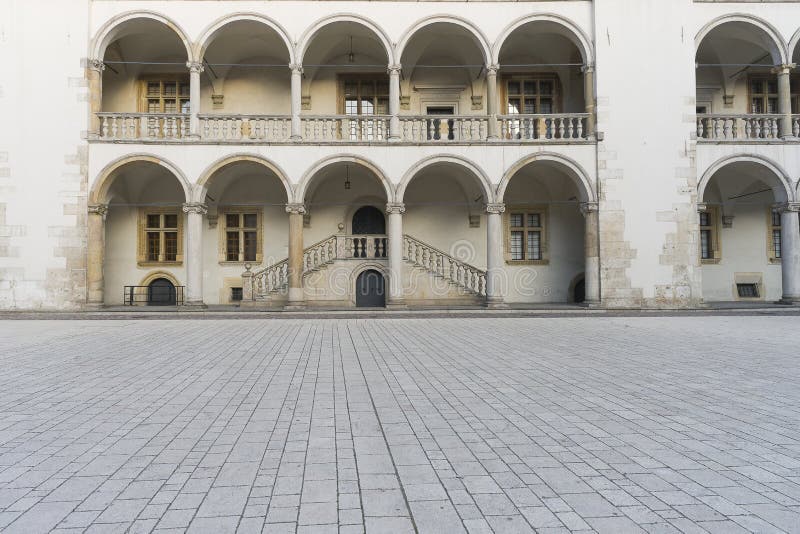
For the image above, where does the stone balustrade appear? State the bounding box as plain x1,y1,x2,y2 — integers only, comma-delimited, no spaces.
301,115,390,142
399,116,489,142
97,113,189,140
497,114,590,141
200,115,291,142
696,114,782,141
403,235,486,296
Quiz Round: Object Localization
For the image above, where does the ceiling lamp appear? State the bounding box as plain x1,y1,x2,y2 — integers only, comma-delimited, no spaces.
345,165,351,190
348,36,355,63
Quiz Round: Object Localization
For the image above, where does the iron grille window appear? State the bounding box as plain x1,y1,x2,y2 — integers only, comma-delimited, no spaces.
231,287,243,301
737,283,760,298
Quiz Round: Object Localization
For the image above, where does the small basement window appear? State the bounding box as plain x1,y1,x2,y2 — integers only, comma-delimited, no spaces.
231,287,243,302
737,283,759,299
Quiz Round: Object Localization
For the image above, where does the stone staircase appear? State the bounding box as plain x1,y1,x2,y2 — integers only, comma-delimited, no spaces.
243,233,485,303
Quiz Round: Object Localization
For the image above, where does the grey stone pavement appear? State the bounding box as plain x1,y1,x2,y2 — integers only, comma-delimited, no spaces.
0,317,798,534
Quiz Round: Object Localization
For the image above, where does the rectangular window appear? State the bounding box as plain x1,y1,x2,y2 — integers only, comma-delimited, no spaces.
699,208,720,262
737,283,760,299
341,77,389,140
770,210,782,261
507,208,547,263
142,78,190,114
231,287,243,302
222,210,261,263
141,211,182,264
749,77,779,114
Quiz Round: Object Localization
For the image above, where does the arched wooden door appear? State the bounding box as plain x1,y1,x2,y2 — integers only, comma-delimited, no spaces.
355,269,386,308
148,278,176,306
352,206,386,235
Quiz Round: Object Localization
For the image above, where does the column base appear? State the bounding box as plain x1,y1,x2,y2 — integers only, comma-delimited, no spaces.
582,299,601,308
284,303,306,311
778,297,800,305
388,135,401,143
781,135,798,141
485,297,508,309
85,301,105,310
290,135,302,141
183,301,207,310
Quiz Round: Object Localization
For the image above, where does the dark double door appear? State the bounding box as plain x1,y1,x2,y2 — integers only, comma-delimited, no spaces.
356,270,385,308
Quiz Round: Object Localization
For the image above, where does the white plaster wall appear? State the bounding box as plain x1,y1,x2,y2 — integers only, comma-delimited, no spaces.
0,0,89,310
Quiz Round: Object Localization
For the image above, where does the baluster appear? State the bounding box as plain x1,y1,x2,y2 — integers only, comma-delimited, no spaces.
771,118,779,138
565,117,574,139
794,117,800,137
557,117,566,138
577,117,584,139
753,118,761,139
100,116,108,138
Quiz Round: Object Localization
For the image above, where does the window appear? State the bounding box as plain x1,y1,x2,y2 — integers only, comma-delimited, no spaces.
141,78,190,114
506,76,558,116
737,283,760,299
221,209,262,263
138,209,182,265
341,77,389,140
749,77,778,114
231,287,243,302
699,206,721,263
506,208,547,263
769,209,782,262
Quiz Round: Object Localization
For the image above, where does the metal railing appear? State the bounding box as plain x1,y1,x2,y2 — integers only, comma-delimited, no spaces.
123,285,185,306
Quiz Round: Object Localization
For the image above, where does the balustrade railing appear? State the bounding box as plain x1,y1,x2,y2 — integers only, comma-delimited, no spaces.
403,235,486,296
696,114,781,141
200,115,291,142
498,114,590,141
247,234,388,299
400,115,488,142
794,115,800,138
97,113,189,140
301,115,390,141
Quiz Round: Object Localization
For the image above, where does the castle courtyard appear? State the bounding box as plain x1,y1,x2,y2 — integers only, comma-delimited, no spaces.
0,316,798,533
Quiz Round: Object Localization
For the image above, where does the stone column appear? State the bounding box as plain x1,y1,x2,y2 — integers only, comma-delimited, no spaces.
87,204,108,307
183,203,207,307
485,203,506,307
776,64,796,139
386,203,406,307
388,65,402,141
187,62,204,139
581,202,601,305
486,64,499,140
286,203,306,308
87,59,105,138
290,64,303,140
779,203,800,303
583,64,596,139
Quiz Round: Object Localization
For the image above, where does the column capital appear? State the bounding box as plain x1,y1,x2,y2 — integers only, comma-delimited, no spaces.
773,202,800,213
486,64,500,75
581,63,596,74
772,63,796,75
88,59,106,73
387,64,402,75
290,63,304,75
182,202,208,215
186,61,204,74
485,202,506,214
286,203,307,215
580,202,599,216
88,203,108,216
697,202,708,213
386,202,406,215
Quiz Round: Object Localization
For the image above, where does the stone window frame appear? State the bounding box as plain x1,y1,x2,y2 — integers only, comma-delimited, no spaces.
137,207,184,267
503,204,549,265
219,207,263,265
700,205,722,264
767,207,782,264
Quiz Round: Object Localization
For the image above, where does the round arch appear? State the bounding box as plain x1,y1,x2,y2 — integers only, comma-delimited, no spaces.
194,13,294,64
91,154,192,205
396,155,494,204
139,270,181,288
492,13,594,66
297,14,394,65
91,11,194,61
497,153,596,204
694,13,788,65
788,27,800,64
195,154,293,203
396,15,492,66
698,154,795,203
297,154,395,204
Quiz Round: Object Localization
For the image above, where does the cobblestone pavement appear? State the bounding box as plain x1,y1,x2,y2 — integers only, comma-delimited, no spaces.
0,317,799,534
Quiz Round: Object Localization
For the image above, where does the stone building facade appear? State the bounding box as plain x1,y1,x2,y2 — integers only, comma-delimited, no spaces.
1,0,800,310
